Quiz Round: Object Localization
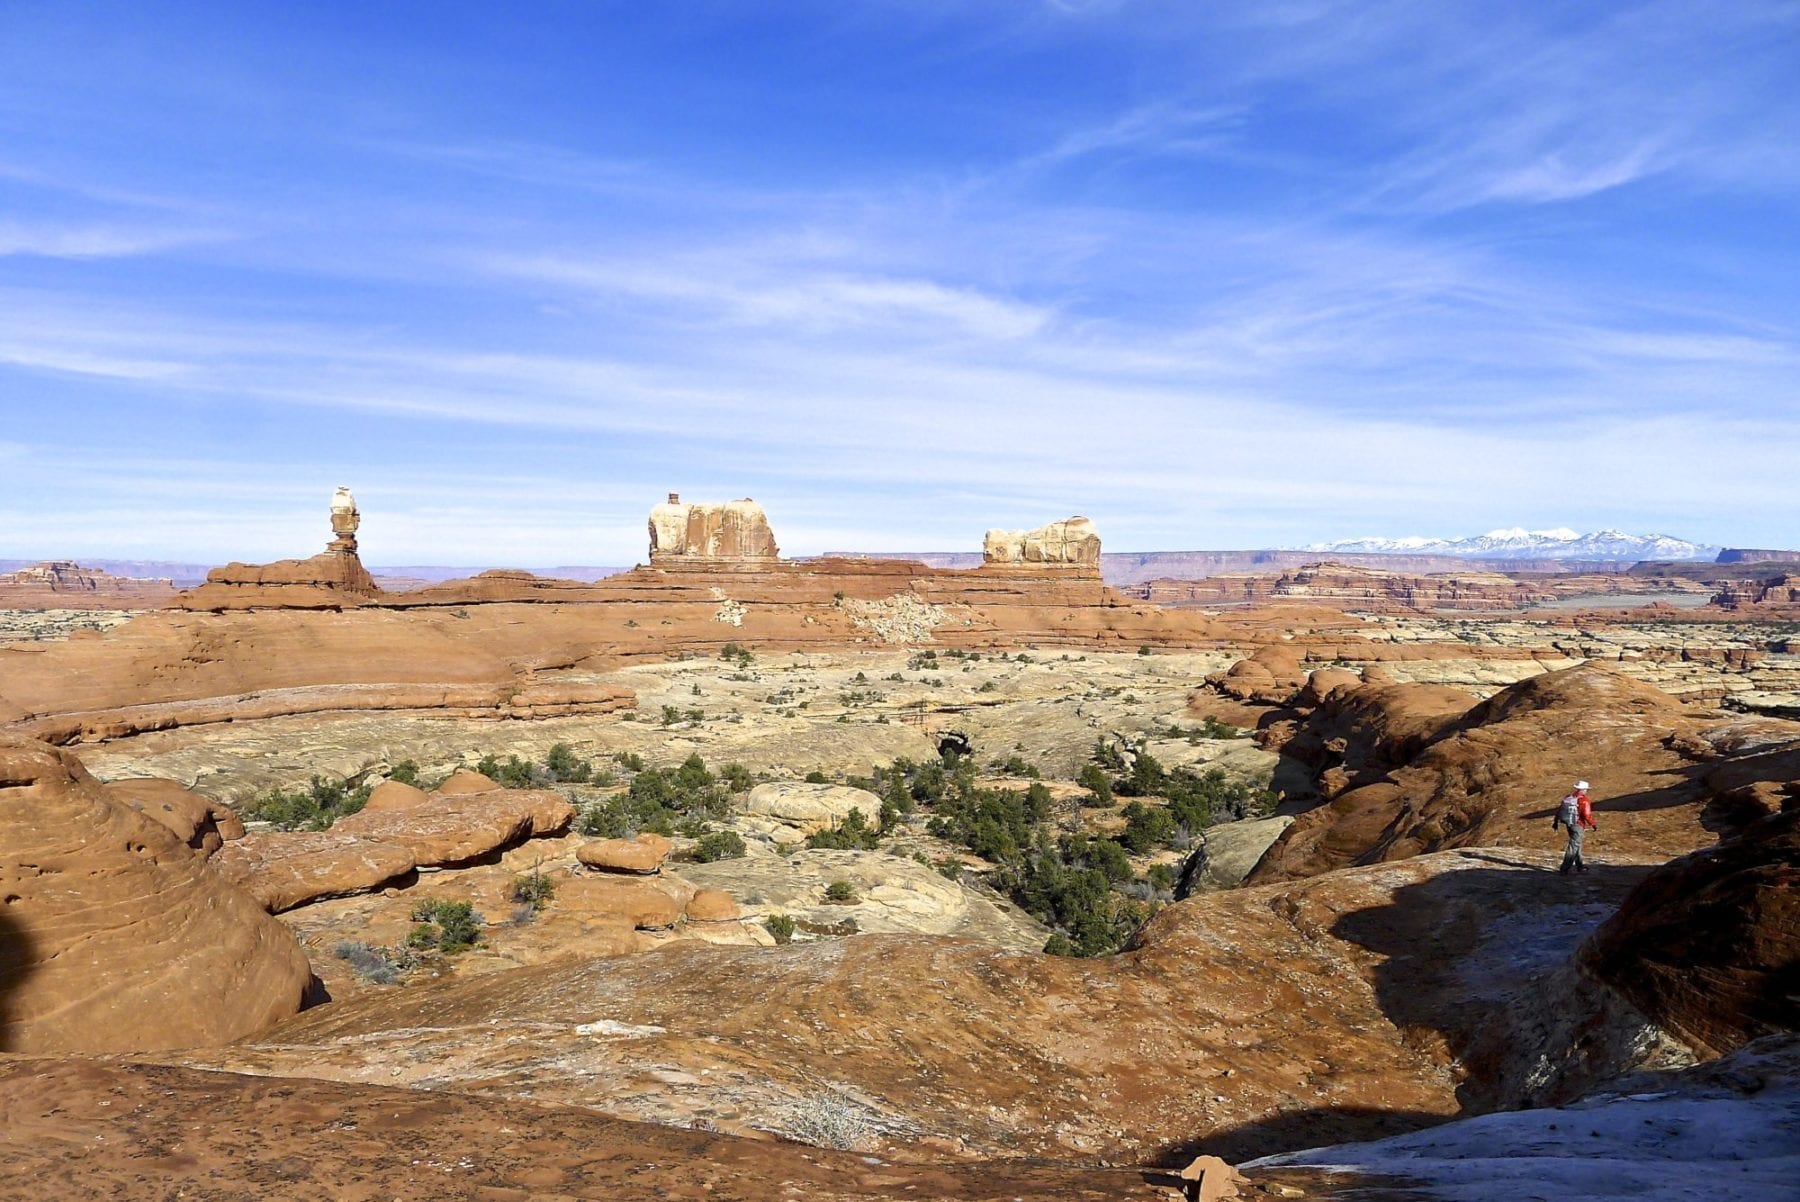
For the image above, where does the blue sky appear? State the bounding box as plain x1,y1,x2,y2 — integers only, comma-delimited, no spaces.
1,1,1796,564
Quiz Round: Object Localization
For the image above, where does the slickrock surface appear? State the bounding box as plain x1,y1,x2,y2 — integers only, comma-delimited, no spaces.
0,1058,1176,1202
176,849,1674,1162
1583,806,1799,1056
677,846,1052,949
1248,664,1791,882
97,775,244,854
0,734,309,1053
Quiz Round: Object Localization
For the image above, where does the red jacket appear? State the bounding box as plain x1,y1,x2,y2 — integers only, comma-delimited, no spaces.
1570,791,1596,829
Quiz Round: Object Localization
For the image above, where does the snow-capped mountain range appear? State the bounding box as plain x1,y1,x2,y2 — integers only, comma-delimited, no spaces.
1300,528,1720,562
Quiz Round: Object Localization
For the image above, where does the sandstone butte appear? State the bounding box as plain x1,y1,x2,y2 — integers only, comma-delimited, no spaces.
0,494,1592,748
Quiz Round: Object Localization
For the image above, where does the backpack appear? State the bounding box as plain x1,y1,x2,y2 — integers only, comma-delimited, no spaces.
1554,794,1580,829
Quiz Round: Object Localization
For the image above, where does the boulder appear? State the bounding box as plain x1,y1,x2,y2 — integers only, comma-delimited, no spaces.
578,834,673,875
99,777,244,855
360,779,430,813
1297,667,1363,708
435,769,501,796
1207,645,1307,705
212,832,420,913
555,873,688,930
685,888,740,923
742,783,883,836
0,735,310,1053
213,787,574,912
1183,815,1295,893
332,789,573,868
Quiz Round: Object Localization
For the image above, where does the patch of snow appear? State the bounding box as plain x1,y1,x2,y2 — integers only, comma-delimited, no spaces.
1250,1037,1800,1202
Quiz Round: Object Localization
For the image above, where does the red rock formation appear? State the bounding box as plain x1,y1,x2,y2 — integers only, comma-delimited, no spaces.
1583,806,1799,1056
212,782,575,911
0,734,309,1053
1712,573,1800,614
98,777,244,854
1249,665,1758,882
578,833,673,874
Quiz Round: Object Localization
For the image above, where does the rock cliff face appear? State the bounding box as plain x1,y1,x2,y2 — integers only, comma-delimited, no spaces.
1712,573,1800,613
648,494,780,561
0,734,310,1053
982,517,1101,568
1246,663,1798,883
1583,805,1799,1056
1141,562,1559,611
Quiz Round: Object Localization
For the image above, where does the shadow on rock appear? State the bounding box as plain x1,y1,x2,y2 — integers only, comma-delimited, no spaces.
1326,856,1664,1111
0,908,33,1051
1152,1104,1452,1166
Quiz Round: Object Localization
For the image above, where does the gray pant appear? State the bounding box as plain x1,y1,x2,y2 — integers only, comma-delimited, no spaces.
1561,825,1586,873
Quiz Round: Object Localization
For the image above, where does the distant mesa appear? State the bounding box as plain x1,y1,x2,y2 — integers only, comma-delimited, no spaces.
1717,548,1800,565
981,516,1101,568
0,560,178,610
647,493,780,562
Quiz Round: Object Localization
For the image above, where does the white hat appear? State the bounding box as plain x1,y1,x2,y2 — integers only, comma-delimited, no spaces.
1575,780,1590,791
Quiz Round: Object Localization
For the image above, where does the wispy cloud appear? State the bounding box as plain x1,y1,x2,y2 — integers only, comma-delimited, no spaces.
0,219,222,259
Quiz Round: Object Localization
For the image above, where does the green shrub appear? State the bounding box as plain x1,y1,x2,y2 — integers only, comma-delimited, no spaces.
694,830,747,862
806,807,881,850
614,750,646,772
1077,762,1114,806
765,913,797,944
408,899,482,953
510,868,555,912
720,761,754,792
803,770,829,784
824,879,858,904
388,760,422,787
240,775,372,831
544,743,592,783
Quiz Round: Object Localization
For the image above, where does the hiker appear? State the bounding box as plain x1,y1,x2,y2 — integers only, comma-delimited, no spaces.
1551,780,1597,874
